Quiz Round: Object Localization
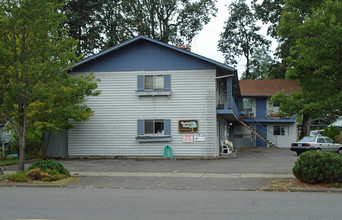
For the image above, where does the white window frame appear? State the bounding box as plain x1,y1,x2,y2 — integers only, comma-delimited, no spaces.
273,125,288,136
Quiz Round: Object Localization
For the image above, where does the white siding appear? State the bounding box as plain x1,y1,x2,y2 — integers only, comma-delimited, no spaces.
267,124,297,148
69,69,217,157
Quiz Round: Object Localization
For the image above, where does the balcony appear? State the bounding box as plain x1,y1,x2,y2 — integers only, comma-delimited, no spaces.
241,112,296,123
216,93,240,121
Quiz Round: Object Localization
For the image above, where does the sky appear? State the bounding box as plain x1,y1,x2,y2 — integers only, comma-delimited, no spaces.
191,0,275,78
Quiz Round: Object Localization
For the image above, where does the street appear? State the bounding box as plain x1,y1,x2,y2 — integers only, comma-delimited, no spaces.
1,188,341,220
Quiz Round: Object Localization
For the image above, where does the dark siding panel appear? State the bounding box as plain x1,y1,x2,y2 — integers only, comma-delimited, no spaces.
73,40,215,72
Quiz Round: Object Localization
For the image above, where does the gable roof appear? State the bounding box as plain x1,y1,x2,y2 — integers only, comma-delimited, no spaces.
73,35,236,74
239,79,299,96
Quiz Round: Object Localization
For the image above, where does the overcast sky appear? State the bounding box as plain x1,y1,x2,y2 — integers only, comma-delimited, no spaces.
191,0,275,78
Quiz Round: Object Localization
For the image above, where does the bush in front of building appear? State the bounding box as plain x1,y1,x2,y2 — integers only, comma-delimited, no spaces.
293,151,342,184
322,126,340,142
29,159,70,176
7,159,70,182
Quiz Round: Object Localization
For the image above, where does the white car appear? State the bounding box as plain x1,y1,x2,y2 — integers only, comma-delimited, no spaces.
290,136,342,156
310,130,323,136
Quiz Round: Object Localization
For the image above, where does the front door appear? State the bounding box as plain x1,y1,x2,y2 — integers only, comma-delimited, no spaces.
256,124,267,147
256,98,267,119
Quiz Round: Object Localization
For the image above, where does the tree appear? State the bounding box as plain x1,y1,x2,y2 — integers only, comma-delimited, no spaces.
63,0,218,55
252,0,289,79
272,0,342,137
0,0,100,171
62,0,106,57
241,49,275,80
218,0,271,79
278,0,342,118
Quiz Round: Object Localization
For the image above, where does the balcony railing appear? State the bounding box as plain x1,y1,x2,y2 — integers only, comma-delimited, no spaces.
216,93,240,118
241,112,296,121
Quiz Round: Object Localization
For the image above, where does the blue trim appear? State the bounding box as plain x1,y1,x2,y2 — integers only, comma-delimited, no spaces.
164,75,171,91
136,135,172,140
137,75,144,92
72,35,236,73
164,119,171,135
243,119,296,123
137,119,144,135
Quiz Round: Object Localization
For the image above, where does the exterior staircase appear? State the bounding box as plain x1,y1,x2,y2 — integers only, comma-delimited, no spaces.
238,119,277,148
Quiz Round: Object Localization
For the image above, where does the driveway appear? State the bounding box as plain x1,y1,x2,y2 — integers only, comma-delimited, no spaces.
59,148,297,175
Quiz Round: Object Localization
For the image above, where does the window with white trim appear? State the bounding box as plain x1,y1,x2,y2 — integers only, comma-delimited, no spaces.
273,125,288,135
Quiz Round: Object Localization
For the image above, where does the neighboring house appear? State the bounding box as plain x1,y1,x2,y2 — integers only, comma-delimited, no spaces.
234,79,299,148
330,116,342,133
47,35,240,157
46,36,300,158
0,121,11,151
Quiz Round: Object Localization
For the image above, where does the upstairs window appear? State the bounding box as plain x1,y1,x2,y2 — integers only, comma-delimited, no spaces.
136,75,171,96
145,75,164,90
242,98,252,111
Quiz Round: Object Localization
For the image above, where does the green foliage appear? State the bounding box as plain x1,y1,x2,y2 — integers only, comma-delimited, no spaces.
29,159,70,176
293,151,342,184
0,0,100,171
241,49,275,80
335,135,342,144
7,171,30,182
278,0,342,118
63,0,217,56
218,0,270,79
322,126,341,142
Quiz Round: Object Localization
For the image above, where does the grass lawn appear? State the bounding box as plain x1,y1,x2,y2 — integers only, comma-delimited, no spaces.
0,157,19,165
0,176,78,186
264,179,342,191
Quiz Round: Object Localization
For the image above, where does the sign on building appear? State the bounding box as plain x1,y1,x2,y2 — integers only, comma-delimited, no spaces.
178,120,199,133
194,133,205,141
182,135,194,143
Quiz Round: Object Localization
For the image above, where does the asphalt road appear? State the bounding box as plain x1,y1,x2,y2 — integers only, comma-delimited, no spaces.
1,188,341,220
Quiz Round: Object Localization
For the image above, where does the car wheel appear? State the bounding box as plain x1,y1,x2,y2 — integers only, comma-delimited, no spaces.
338,148,342,155
316,148,322,151
296,152,301,156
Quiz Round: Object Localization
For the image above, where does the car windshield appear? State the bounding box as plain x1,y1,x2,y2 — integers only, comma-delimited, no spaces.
298,136,316,143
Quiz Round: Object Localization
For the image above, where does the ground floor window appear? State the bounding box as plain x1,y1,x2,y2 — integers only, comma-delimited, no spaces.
145,119,164,134
136,119,171,142
273,125,288,135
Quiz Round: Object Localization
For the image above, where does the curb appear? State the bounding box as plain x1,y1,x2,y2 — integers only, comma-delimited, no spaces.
261,188,342,193
0,183,63,188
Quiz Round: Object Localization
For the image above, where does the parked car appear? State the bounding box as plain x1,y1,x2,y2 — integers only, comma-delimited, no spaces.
290,136,342,156
309,130,323,136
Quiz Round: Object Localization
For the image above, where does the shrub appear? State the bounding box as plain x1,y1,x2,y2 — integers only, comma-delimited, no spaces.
293,151,342,184
322,126,341,142
7,171,30,182
29,159,70,176
335,135,342,144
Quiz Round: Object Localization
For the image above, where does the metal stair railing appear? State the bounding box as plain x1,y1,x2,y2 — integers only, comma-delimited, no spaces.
238,119,277,148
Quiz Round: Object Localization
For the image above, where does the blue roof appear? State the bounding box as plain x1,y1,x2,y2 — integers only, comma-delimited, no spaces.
73,35,237,73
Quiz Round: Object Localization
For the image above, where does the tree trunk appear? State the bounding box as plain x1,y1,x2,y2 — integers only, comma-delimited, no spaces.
300,114,311,139
18,128,26,171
